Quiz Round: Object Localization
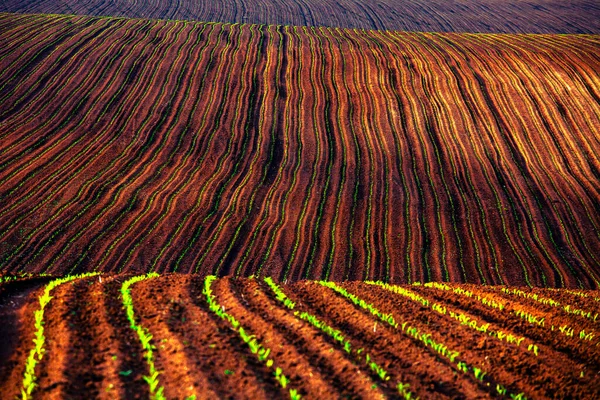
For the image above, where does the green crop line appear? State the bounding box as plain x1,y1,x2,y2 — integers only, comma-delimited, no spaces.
147,23,228,273
255,26,304,279
203,276,300,398
282,26,322,282
497,287,599,323
197,25,268,276
20,272,100,399
471,32,600,287
264,278,417,399
121,273,165,400
367,282,535,353
320,28,348,281
55,21,183,274
235,26,290,278
186,23,257,274
215,25,281,277
303,27,337,280
99,24,202,272
422,283,597,345
3,19,162,274
322,281,527,399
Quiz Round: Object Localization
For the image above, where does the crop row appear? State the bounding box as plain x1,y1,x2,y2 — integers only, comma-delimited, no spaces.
0,14,599,287
1,1,598,33
5,275,600,398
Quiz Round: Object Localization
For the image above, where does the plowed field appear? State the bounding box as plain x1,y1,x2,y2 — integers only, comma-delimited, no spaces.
1,13,599,287
1,274,599,399
1,0,599,33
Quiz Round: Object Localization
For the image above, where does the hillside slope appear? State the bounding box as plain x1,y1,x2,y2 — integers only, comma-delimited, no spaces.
0,13,599,286
1,0,599,33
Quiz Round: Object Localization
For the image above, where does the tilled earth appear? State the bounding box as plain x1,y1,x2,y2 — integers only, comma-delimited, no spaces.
0,274,599,399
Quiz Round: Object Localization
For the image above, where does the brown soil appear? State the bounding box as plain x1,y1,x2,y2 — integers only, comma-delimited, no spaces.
0,14,599,288
0,0,599,33
1,275,599,398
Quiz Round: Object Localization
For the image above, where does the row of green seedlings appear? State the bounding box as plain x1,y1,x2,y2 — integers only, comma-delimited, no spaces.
366,282,540,356
203,276,301,399
319,281,527,399
495,287,599,323
263,277,416,399
0,273,52,283
560,289,600,303
422,283,597,344
84,23,191,274
7,19,167,274
179,25,259,275
121,273,167,400
21,272,100,399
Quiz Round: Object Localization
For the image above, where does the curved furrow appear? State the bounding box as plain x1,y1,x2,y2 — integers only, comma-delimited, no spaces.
252,25,306,279
0,282,46,399
0,18,133,153
89,24,206,273
0,20,176,274
326,26,365,283
0,14,62,62
350,282,599,399
385,32,449,282
231,25,294,278
0,15,81,105
132,275,202,399
161,23,252,273
334,28,379,282
412,283,600,372
280,26,322,282
143,24,240,273
315,27,352,281
456,35,594,287
108,23,224,273
253,278,392,397
214,277,346,398
182,24,267,274
478,34,600,270
408,32,537,286
199,24,277,277
366,31,420,283
405,32,498,283
0,19,135,230
297,27,340,280
101,275,153,399
178,275,282,398
348,29,399,282
60,22,197,274
0,18,110,170
456,34,592,285
289,281,493,398
0,18,162,273
60,276,128,398
408,33,496,284
14,20,185,273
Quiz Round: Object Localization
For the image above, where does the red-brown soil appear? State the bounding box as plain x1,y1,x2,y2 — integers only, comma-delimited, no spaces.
0,13,599,287
1,274,599,398
0,0,599,33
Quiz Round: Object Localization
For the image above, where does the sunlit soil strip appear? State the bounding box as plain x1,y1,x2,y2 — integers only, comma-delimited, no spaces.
496,287,599,323
263,278,415,398
367,282,538,355
202,276,301,399
20,272,100,399
424,282,598,345
121,273,165,400
320,281,527,399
